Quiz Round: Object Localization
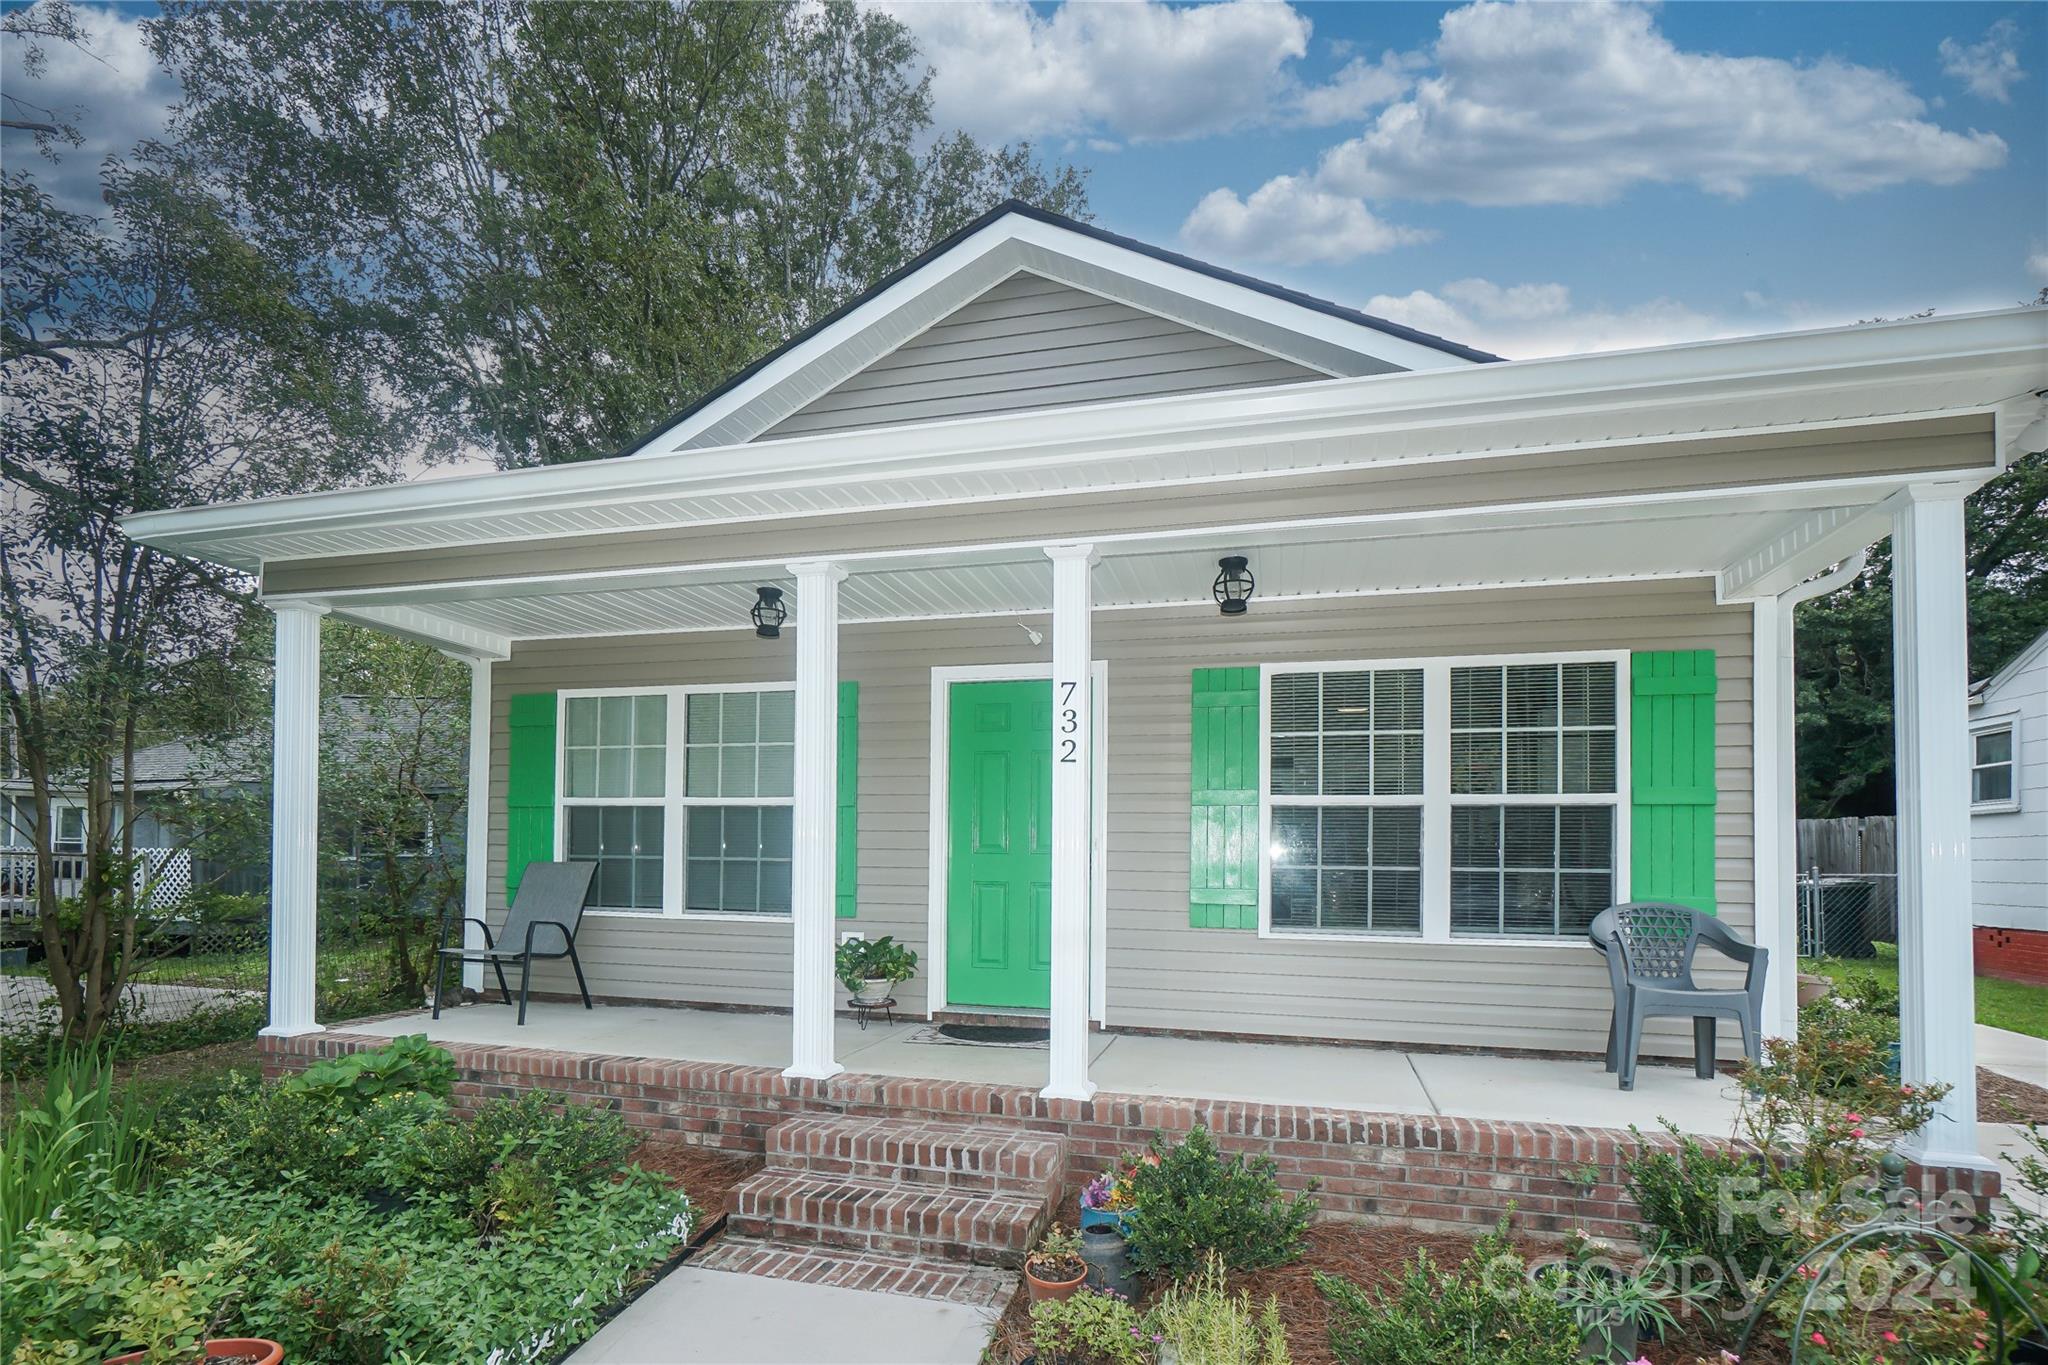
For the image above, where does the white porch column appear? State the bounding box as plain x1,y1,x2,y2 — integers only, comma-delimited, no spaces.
784,561,846,1082
461,656,492,993
262,602,325,1038
1044,545,1098,1102
1891,486,1981,1170
1751,596,1798,1039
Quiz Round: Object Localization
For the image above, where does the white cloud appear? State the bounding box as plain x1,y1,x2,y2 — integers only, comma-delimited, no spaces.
1940,19,2028,103
1180,0,2012,259
1181,175,1432,265
0,5,183,219
878,0,1412,144
2028,251,2048,285
877,0,1313,143
1362,278,1786,358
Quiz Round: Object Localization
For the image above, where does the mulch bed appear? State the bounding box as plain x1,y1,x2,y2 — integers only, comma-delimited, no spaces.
626,1138,762,1226
1980,1066,2048,1123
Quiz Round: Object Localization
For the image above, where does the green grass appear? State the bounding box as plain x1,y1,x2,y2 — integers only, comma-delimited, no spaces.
1803,955,2048,1040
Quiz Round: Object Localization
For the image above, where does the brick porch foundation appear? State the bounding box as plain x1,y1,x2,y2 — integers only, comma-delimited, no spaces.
261,1030,1999,1240
1975,925,2048,985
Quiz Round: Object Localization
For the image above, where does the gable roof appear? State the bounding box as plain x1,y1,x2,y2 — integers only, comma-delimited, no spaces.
626,200,1500,458
1971,626,2048,702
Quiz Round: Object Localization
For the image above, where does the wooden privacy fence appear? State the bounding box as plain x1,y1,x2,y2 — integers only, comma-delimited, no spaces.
1797,816,1896,875
1795,817,1898,959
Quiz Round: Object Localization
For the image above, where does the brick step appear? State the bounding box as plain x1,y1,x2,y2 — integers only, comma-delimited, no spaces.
729,1170,1050,1266
765,1114,1067,1199
692,1236,1017,1310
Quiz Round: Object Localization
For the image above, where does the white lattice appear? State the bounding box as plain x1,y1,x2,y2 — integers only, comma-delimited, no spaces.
133,848,193,911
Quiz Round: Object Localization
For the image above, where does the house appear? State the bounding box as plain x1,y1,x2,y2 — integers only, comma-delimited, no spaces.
1970,627,2048,984
123,203,2047,1229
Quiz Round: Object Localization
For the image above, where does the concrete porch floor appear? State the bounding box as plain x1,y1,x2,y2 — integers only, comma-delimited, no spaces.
353,999,1747,1134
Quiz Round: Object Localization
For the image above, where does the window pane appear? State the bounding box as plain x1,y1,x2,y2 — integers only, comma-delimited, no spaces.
687,809,722,858
1271,674,1318,733
759,806,793,858
1452,803,1612,937
758,690,795,743
721,744,757,798
759,860,792,912
599,695,632,745
566,806,599,857
1322,736,1372,795
1374,807,1423,866
1322,869,1370,930
756,743,794,799
1558,807,1613,870
688,693,721,743
1974,766,2014,804
1503,806,1557,869
1321,809,1370,865
686,746,719,797
1452,871,1502,934
1505,665,1558,727
724,806,760,857
1271,808,1317,868
1451,806,1499,865
1372,869,1422,933
1976,729,2012,765
686,859,721,911
1271,868,1316,928
1374,734,1423,796
1322,672,1371,730
597,746,630,798
1451,667,1501,729
1561,663,1616,727
569,804,663,913
1376,670,1424,730
566,698,598,746
1451,733,1502,795
635,694,667,744
565,749,597,799
723,692,758,744
723,860,759,912
1562,731,1616,795
1270,736,1318,795
633,747,666,799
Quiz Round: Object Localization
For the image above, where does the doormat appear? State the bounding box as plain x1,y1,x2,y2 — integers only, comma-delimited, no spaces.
910,1023,1051,1049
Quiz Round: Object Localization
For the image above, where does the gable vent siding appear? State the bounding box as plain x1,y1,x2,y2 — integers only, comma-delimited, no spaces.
761,274,1324,440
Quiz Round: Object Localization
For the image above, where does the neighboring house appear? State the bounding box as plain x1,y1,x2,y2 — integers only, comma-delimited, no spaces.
0,699,462,926
1970,627,2048,984
125,202,2048,1174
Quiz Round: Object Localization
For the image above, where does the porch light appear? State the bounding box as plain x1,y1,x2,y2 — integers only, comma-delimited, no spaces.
751,586,787,638
1213,556,1254,616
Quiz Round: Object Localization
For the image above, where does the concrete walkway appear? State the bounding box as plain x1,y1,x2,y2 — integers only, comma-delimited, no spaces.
569,1266,998,1365
1976,1024,2047,1088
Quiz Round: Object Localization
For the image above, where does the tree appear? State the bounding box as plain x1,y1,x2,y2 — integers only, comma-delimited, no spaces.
1,150,418,1042
151,0,1091,467
316,624,469,1004
1796,449,2048,816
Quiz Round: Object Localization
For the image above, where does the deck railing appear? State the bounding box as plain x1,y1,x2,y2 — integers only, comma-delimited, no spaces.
0,847,193,924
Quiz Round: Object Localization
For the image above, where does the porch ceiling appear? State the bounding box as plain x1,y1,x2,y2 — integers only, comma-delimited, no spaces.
301,481,1890,645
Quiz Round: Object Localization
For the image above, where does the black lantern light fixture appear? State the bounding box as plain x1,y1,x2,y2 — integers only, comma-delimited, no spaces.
1212,556,1254,616
751,586,787,639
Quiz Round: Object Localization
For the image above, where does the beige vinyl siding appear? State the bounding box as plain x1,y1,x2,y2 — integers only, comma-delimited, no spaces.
759,273,1326,439
265,419,1993,598
486,578,1753,1058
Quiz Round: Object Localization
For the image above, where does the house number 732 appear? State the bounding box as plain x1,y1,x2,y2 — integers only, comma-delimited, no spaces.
1057,680,1081,762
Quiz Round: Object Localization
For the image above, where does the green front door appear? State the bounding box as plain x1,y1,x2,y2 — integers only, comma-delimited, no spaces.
947,680,1053,1009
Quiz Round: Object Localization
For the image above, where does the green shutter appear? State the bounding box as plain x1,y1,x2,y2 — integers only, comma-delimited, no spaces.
505,692,557,901
1190,667,1260,929
1630,651,1718,914
836,680,859,918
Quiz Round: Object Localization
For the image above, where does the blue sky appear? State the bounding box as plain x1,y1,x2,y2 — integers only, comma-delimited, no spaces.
7,1,2044,359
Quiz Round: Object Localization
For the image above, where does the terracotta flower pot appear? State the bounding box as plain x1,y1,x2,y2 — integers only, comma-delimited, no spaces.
106,1341,283,1365
1024,1257,1088,1304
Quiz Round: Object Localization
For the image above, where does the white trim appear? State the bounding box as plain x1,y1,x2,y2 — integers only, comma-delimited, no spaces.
1255,649,1632,947
121,306,2041,571
925,661,1110,1023
462,657,491,993
552,682,800,920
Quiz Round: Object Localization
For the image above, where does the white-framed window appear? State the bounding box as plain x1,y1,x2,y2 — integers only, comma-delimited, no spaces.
1971,724,2017,812
557,685,794,918
1260,652,1628,944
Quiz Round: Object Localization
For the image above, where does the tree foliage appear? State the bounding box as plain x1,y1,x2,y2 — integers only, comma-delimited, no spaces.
1796,449,2048,816
152,0,1091,467
1,150,421,1040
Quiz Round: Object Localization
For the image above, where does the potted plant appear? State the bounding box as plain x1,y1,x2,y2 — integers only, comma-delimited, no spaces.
1079,1154,1148,1235
834,934,917,1003
7,1226,284,1365
1540,1233,1698,1364
1024,1226,1089,1304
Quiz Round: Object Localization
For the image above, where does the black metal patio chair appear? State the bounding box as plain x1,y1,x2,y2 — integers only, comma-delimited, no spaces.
1589,901,1768,1091
434,860,597,1025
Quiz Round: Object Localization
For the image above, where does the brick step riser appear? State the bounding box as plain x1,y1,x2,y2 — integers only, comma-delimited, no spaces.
731,1183,1050,1264
727,1215,1030,1267
763,1150,1061,1198
764,1121,1066,1200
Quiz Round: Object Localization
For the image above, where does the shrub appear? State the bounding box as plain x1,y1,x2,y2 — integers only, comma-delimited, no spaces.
1029,1287,1149,1365
1,1046,155,1264
1317,1219,1579,1365
1622,1122,1779,1294
157,1077,446,1200
375,1089,631,1203
1122,1127,1317,1279
284,1034,457,1108
1,1226,252,1364
1146,1252,1291,1365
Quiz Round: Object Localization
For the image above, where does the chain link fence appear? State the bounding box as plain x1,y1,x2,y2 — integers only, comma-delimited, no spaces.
1797,868,1900,960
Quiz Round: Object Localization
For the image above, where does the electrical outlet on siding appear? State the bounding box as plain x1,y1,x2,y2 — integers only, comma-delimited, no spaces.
839,930,865,945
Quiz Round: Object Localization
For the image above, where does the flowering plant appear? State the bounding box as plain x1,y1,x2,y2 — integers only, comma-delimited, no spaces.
1082,1153,1157,1211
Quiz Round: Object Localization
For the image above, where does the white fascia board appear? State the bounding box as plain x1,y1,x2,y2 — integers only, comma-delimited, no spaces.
121,307,2047,570
326,603,511,661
